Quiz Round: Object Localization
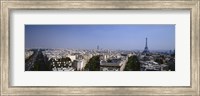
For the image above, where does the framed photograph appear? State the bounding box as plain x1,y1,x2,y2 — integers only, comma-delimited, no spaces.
1,0,199,95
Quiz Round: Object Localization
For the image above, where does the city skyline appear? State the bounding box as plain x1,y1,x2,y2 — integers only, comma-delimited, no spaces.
25,25,175,50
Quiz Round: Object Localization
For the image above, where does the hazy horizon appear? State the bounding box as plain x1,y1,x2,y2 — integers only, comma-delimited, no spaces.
25,25,175,50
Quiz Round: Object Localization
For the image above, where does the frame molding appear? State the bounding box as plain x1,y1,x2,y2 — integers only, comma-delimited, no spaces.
1,0,199,95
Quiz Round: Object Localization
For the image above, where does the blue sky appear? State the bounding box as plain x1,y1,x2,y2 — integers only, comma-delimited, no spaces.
25,25,175,50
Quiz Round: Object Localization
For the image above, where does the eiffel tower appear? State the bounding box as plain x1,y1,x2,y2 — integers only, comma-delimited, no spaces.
142,37,150,55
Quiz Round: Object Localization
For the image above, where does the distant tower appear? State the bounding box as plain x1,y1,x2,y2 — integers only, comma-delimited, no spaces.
142,38,150,54
97,45,99,50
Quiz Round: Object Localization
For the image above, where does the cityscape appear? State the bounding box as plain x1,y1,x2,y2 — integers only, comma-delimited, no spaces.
25,25,175,71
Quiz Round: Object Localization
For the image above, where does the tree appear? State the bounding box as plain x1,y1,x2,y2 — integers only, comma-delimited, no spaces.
107,59,112,63
171,53,175,58
155,58,164,64
84,55,100,71
60,57,71,63
124,56,140,71
65,57,71,61
168,58,175,71
33,50,51,71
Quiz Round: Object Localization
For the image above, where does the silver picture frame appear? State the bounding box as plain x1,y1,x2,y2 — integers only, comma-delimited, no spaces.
1,0,199,95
